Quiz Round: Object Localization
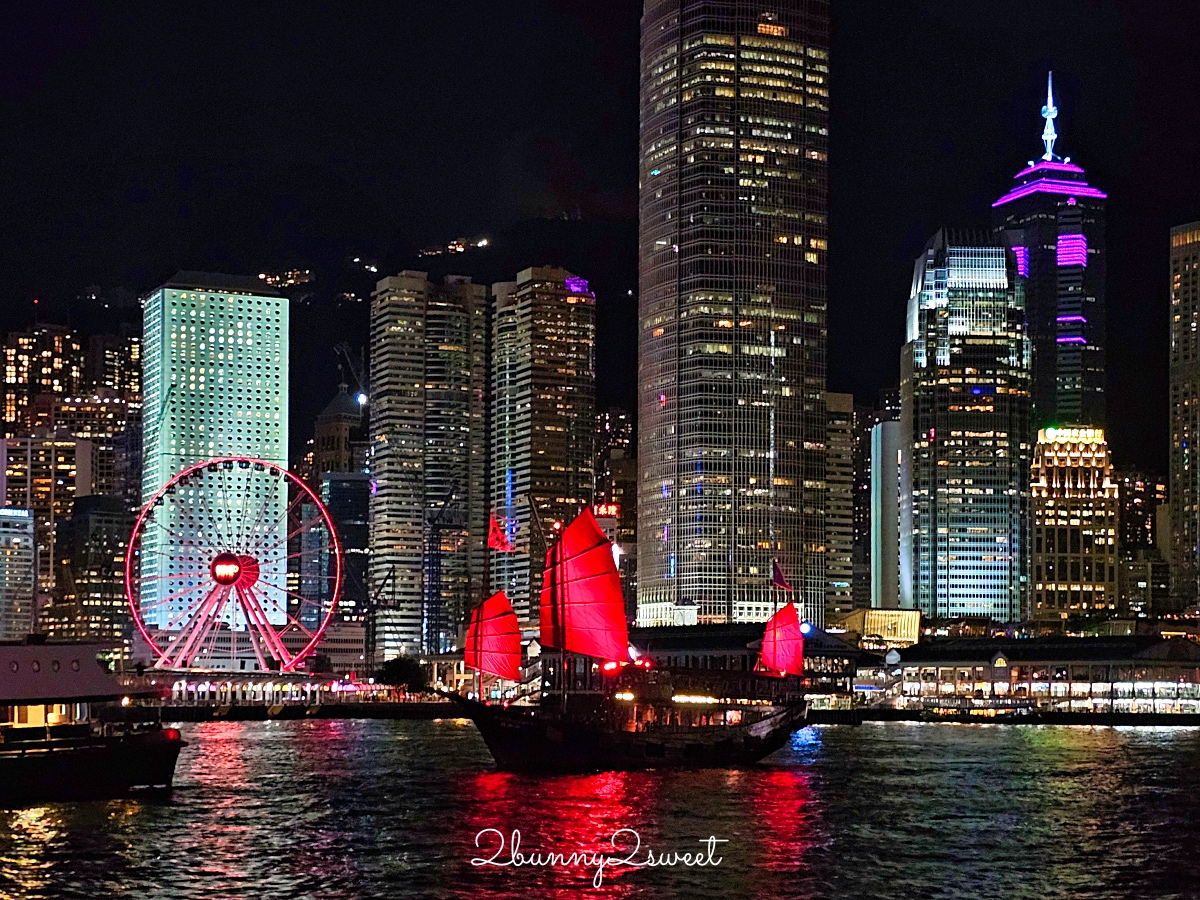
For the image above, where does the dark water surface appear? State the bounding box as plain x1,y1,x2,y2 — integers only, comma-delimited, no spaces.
3,719,1200,899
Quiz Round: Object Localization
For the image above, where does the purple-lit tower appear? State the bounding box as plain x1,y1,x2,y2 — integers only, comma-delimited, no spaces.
992,73,1107,429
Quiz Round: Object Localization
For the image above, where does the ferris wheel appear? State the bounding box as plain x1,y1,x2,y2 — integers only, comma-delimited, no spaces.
125,456,343,672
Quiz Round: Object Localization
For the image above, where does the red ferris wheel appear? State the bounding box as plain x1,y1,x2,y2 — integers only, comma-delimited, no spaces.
125,456,343,672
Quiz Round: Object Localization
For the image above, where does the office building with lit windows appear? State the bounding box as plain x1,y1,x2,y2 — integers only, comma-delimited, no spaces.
490,267,596,624
825,392,854,620
0,508,35,642
140,272,289,630
992,73,1107,430
1030,427,1118,622
2,326,85,436
1170,222,1200,601
1,435,96,592
637,0,831,628
900,230,1031,622
368,272,487,659
42,495,133,648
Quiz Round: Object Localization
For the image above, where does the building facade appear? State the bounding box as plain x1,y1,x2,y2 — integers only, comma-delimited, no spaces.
140,272,289,631
2,326,85,436
368,272,487,659
42,495,132,649
490,267,596,624
992,73,1107,430
1030,427,1119,622
900,230,1031,622
852,390,900,608
1170,223,1200,602
0,509,35,641
870,418,903,609
637,0,831,627
825,392,853,620
1,435,95,592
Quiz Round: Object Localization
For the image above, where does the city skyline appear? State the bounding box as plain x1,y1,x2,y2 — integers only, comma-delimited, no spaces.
0,4,1196,476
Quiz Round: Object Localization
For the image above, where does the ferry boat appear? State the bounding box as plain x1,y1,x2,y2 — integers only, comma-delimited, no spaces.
0,641,185,805
453,509,807,773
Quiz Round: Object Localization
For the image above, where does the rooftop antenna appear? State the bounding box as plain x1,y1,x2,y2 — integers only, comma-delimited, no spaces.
1040,71,1059,161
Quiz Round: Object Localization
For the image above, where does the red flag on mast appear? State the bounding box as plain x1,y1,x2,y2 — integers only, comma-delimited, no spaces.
488,512,515,553
465,592,522,681
772,559,793,591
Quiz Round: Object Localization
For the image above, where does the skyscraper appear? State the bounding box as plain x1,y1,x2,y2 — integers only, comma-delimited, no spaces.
490,267,596,624
1,435,96,591
852,390,899,607
141,272,289,631
1030,427,1118,623
0,509,34,642
825,392,854,620
42,495,132,648
992,73,1107,429
2,325,85,436
637,0,830,627
1170,222,1200,601
900,230,1031,622
368,272,487,659
869,418,902,609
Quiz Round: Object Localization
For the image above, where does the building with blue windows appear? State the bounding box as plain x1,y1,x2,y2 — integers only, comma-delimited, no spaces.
900,231,1031,622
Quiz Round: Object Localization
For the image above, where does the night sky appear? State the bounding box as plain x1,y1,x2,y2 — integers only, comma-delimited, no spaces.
2,2,1197,471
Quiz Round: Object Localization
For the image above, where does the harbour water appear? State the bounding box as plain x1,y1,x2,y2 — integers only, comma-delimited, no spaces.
4,719,1200,899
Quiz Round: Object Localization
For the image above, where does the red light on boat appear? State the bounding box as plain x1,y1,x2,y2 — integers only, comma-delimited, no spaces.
602,661,620,673
163,728,181,741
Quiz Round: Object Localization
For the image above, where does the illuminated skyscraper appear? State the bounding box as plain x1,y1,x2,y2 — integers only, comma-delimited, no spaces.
992,73,1107,429
490,267,596,623
2,326,85,436
637,0,830,627
1030,427,1118,623
870,418,902,609
1170,222,1200,601
0,509,34,642
42,495,133,649
141,272,289,631
825,392,853,620
900,231,1031,622
368,272,487,659
1,435,96,591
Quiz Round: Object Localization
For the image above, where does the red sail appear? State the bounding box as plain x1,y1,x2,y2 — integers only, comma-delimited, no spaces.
539,508,629,662
758,602,805,677
465,592,522,681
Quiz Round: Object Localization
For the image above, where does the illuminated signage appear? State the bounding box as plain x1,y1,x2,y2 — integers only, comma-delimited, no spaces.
592,503,620,519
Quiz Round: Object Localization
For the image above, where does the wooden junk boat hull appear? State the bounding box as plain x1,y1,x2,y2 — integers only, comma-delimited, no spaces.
457,696,806,774
0,727,185,805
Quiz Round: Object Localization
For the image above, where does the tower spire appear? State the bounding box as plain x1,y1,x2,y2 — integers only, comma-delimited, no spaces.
1040,71,1058,161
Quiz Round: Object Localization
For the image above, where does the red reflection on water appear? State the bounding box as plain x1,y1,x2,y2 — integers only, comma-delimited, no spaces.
746,768,816,873
185,721,251,789
461,769,659,897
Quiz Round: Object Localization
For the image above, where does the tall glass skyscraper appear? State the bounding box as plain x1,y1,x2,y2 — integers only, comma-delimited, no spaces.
490,267,596,624
992,73,1107,430
1169,223,1200,602
637,0,830,628
141,272,289,631
368,272,487,659
900,232,1031,622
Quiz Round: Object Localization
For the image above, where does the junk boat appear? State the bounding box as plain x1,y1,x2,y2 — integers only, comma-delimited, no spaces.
0,641,185,805
452,509,807,773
